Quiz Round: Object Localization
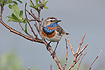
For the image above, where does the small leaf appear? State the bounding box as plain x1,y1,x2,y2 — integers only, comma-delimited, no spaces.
25,23,28,34
12,4,20,17
8,4,12,9
19,10,23,18
29,1,33,6
7,13,19,22
36,0,38,6
16,0,22,3
12,1,18,5
12,13,19,20
44,6,48,9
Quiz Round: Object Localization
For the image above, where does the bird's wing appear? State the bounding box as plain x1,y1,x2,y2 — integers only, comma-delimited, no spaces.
57,24,66,36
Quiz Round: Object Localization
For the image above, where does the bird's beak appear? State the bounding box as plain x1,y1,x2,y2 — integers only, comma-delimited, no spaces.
53,20,61,22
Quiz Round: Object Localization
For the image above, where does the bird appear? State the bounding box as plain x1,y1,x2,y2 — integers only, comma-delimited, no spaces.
41,17,68,55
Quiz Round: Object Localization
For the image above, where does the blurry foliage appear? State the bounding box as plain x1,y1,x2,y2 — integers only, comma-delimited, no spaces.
0,51,39,70
0,51,25,70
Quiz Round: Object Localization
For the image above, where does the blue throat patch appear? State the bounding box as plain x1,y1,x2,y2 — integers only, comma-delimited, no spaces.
43,22,58,34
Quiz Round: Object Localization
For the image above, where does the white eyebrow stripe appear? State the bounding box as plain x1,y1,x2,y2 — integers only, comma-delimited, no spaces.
47,19,55,21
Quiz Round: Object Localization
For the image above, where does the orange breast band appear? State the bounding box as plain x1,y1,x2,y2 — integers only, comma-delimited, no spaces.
48,27,57,30
41,29,56,38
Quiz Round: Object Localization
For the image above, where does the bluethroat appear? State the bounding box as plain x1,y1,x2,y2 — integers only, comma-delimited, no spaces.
41,17,68,54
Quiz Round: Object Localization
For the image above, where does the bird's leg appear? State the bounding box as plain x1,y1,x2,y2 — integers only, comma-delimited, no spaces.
46,41,51,50
51,42,59,55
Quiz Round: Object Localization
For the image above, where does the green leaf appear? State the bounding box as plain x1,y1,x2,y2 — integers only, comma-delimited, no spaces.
36,0,38,6
12,1,18,5
29,1,33,6
7,14,18,22
16,0,22,3
25,23,28,34
44,6,48,9
8,4,12,9
19,10,23,18
12,4,20,17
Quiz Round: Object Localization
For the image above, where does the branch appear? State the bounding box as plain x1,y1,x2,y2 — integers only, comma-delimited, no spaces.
50,65,52,70
67,35,75,55
76,33,86,53
64,39,68,69
25,3,37,38
19,23,33,37
0,3,4,20
0,20,43,43
89,49,102,70
77,52,87,70
67,33,88,70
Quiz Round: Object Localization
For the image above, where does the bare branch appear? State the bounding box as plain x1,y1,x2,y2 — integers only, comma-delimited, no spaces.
78,44,88,55
77,52,87,70
64,39,68,69
76,33,86,53
0,3,4,20
50,65,52,70
89,49,102,70
67,35,75,55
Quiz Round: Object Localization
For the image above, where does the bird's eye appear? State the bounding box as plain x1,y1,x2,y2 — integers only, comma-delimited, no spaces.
50,20,53,22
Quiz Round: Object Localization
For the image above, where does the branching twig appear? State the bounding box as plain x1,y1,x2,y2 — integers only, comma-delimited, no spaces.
67,33,88,70
78,44,88,55
25,3,37,38
77,52,87,70
89,49,102,70
19,23,33,37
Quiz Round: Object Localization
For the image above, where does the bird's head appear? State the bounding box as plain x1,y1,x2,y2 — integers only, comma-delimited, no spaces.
43,17,61,27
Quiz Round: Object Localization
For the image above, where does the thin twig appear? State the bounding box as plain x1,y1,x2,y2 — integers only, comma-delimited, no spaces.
76,53,83,63
64,39,68,69
67,62,76,70
30,0,34,6
76,33,86,54
19,23,33,38
50,65,52,70
77,52,87,70
78,44,88,55
89,49,102,70
0,3,4,20
34,22,39,33
30,9,40,22
25,3,37,38
67,35,75,55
